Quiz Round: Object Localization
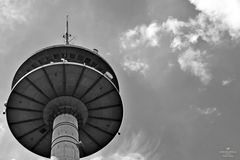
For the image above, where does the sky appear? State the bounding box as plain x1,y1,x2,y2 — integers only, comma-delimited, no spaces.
0,0,240,160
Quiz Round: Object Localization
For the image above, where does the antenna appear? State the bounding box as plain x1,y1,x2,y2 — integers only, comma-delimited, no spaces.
63,15,71,45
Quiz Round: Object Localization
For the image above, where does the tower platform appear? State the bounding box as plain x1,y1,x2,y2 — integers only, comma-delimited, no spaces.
6,45,123,158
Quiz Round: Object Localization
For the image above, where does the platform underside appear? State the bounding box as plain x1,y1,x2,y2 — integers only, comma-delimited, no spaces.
6,62,123,158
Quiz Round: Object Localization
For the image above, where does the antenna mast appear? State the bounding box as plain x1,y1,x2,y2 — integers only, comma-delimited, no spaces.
63,15,71,45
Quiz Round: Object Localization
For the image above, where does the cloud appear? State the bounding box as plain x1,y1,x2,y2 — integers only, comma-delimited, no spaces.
90,131,162,160
163,13,227,50
178,48,211,85
91,153,144,160
119,1,233,81
120,22,161,49
189,0,240,38
121,0,240,50
119,0,240,83
197,107,217,115
190,105,221,117
188,105,221,125
90,156,103,160
120,13,226,51
110,153,144,160
122,57,149,76
222,79,233,86
161,17,192,50
0,0,35,31
0,123,5,143
119,0,240,81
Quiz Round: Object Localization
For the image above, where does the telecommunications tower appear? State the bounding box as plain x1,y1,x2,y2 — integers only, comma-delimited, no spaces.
5,16,123,160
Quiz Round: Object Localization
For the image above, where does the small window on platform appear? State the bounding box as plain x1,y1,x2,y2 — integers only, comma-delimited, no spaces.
53,54,60,60
84,58,91,65
91,61,97,67
96,66,104,72
77,55,84,62
61,52,67,58
70,53,76,59
38,59,44,65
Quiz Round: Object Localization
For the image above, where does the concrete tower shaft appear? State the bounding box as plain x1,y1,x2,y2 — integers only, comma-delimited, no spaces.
51,114,79,160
